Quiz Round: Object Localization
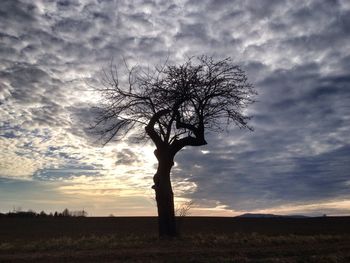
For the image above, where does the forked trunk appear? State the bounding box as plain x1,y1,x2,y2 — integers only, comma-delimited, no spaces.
153,151,177,237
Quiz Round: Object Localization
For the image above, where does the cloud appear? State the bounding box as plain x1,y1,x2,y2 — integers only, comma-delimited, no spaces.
0,0,349,215
173,61,350,213
115,149,140,166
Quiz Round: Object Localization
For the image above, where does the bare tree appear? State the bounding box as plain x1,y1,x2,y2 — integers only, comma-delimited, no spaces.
175,200,194,217
94,56,256,237
175,200,194,236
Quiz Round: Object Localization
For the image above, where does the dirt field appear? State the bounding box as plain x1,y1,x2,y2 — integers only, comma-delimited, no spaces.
1,216,350,262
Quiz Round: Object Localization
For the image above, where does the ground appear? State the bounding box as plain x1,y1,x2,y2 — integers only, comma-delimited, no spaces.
0,217,350,262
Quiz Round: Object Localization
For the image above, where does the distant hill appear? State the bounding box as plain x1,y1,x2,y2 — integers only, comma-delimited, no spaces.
237,213,309,218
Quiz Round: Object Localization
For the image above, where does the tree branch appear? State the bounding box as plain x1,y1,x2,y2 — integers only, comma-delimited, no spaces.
145,109,171,147
170,135,207,156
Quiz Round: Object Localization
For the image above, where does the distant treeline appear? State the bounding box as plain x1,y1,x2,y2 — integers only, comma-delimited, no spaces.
0,208,88,218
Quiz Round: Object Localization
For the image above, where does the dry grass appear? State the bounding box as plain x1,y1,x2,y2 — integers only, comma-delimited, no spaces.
1,217,350,262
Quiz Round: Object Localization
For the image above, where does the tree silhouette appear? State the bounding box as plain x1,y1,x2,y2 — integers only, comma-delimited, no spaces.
94,56,256,237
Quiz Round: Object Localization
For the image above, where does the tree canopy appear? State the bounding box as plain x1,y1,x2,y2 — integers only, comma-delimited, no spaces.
94,56,255,153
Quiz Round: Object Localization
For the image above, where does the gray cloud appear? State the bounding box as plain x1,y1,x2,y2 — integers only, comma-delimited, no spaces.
173,61,350,212
0,0,349,215
115,149,140,166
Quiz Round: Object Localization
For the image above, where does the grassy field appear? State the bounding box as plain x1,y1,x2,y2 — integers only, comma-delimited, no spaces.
1,217,350,262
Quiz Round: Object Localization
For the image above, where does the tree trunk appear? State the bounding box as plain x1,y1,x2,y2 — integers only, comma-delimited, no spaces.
153,150,177,237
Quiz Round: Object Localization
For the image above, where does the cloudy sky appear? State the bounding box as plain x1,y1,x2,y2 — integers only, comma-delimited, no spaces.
1,0,349,216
